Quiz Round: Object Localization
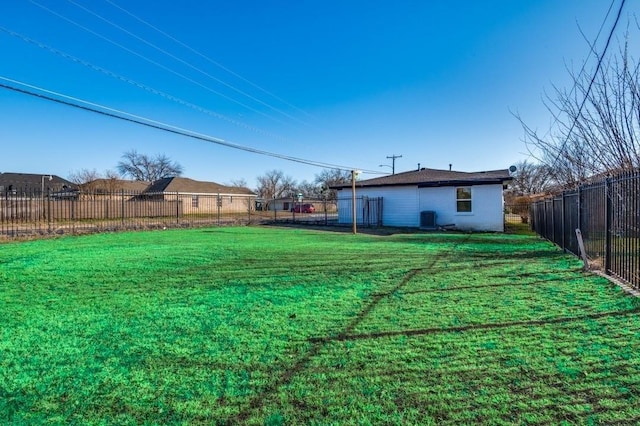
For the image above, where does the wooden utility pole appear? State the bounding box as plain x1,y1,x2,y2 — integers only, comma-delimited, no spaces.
386,154,402,174
351,170,359,234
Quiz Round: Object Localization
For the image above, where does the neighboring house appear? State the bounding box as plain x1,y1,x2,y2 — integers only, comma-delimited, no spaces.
139,177,256,214
81,179,150,199
331,167,512,232
0,172,77,196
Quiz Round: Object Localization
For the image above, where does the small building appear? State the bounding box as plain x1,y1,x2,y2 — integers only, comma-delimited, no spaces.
332,167,512,232
139,177,256,214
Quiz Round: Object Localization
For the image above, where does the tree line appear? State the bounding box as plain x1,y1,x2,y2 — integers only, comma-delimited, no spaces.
68,150,350,204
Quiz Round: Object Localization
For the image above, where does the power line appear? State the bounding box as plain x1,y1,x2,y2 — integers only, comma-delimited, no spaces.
537,0,617,143
549,0,626,171
0,25,287,141
28,0,288,126
65,0,311,127
0,76,383,175
102,0,316,122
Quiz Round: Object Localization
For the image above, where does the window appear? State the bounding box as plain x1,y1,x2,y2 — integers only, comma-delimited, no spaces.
456,187,472,212
283,202,290,211
192,195,199,208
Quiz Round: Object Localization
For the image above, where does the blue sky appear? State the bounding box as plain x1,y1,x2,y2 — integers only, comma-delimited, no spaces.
0,0,626,187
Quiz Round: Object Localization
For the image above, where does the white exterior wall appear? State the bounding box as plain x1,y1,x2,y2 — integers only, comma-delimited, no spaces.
337,183,505,231
338,186,420,227
418,184,504,232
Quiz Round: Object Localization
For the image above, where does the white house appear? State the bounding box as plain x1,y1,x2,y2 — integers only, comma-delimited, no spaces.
332,168,512,232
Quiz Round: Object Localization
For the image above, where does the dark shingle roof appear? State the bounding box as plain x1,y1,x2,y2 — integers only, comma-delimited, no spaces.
331,168,512,189
0,172,77,193
142,177,255,195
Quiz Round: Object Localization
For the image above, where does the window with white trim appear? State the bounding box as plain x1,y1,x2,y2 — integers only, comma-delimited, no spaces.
456,187,472,212
192,195,199,208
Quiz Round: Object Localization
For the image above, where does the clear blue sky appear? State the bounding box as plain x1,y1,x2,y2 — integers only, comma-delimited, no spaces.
0,0,626,187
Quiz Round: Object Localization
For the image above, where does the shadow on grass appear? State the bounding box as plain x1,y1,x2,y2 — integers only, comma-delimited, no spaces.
382,276,581,296
231,236,474,423
308,307,640,343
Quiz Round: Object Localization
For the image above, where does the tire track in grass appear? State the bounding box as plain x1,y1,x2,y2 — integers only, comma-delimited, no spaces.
310,307,640,342
232,235,466,423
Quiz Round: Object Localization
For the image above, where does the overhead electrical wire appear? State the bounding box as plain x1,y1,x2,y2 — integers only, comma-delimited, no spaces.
28,0,289,126
0,76,383,175
0,25,288,141
102,0,316,121
537,0,616,143
549,0,626,171
64,0,311,128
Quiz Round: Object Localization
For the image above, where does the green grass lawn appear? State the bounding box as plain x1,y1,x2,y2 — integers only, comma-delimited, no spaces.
1,226,639,425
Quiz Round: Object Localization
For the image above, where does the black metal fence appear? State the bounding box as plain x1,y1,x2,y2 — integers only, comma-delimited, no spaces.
336,196,384,227
531,170,640,289
0,190,340,239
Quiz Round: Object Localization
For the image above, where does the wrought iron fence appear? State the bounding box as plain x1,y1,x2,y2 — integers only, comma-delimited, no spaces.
0,189,259,238
0,190,345,239
336,196,383,227
531,169,640,289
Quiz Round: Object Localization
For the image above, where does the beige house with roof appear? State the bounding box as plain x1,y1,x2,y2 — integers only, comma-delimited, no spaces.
81,179,150,200
139,177,256,215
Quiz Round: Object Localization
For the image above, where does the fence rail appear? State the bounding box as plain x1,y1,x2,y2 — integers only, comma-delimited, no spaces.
531,170,640,289
0,190,340,239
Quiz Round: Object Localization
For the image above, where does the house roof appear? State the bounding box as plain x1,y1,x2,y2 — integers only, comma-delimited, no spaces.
331,168,512,189
86,179,150,192
0,172,77,193
142,177,256,196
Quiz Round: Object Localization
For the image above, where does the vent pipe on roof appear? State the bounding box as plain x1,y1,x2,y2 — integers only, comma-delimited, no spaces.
449,164,452,171
417,163,420,171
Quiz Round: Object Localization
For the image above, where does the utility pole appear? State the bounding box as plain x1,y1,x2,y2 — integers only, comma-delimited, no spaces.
351,170,360,234
386,154,402,175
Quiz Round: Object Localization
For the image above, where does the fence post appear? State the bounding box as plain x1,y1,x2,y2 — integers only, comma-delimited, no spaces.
561,191,566,252
292,194,296,223
604,177,612,274
121,189,125,227
324,197,327,225
217,193,221,226
176,192,180,225
551,197,555,245
577,186,582,233
47,190,51,233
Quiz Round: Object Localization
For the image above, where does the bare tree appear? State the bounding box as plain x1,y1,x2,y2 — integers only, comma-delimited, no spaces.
314,169,351,201
297,180,321,199
117,150,183,182
255,170,296,209
68,168,101,192
506,161,554,197
227,178,248,188
518,28,640,187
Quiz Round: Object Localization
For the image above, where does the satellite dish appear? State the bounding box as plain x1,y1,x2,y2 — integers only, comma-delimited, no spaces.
509,165,517,173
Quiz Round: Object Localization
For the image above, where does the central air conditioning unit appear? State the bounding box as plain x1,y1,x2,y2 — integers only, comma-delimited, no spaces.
420,210,436,229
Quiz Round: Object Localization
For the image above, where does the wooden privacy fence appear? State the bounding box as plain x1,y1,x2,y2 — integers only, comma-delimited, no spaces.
0,198,180,221
530,169,640,289
0,190,257,238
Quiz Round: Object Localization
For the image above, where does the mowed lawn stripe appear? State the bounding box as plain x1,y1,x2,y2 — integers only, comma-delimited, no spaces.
1,226,639,425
